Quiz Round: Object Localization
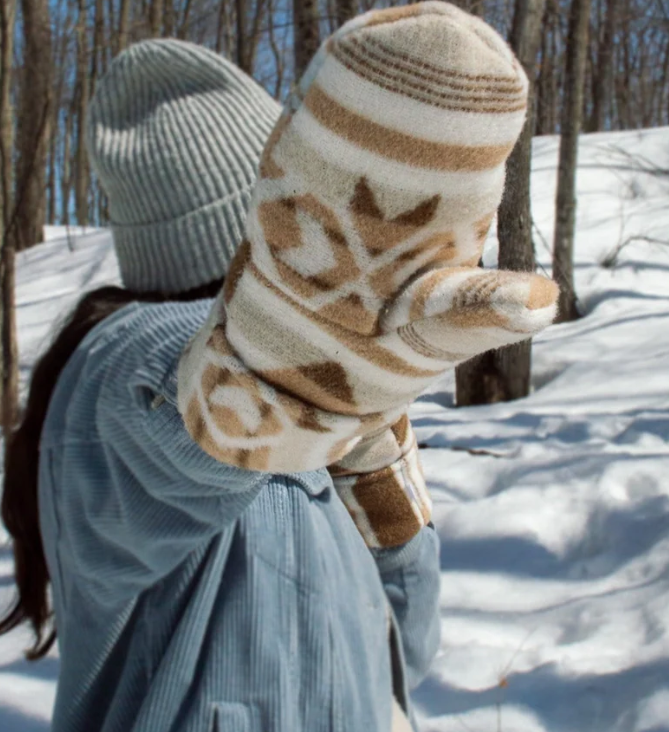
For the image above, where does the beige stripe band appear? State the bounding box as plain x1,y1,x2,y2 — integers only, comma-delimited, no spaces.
331,46,527,115
346,36,526,98
365,34,525,88
304,85,516,172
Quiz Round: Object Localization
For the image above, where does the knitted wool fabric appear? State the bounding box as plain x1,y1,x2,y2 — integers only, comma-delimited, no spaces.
178,2,559,546
87,39,282,294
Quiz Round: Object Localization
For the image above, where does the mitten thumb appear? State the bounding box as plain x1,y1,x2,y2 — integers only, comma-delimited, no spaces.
381,266,558,362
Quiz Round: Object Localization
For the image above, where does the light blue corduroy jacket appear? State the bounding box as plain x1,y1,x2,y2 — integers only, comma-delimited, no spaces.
38,298,440,732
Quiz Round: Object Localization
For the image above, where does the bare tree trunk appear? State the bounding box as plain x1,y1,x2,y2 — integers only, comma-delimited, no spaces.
216,0,235,56
0,236,16,435
176,0,193,39
267,0,284,97
215,0,226,53
246,0,267,75
659,36,669,127
619,10,634,129
149,0,164,37
552,0,590,323
98,185,108,225
589,0,617,131
0,0,17,437
456,0,546,407
75,0,90,226
447,0,484,14
236,0,247,72
117,0,130,54
47,123,57,224
293,0,320,80
85,0,105,222
91,0,105,84
13,0,52,251
61,100,74,225
536,0,557,134
493,0,546,397
336,0,355,27
108,0,115,48
48,0,70,225
164,0,175,37
0,240,16,437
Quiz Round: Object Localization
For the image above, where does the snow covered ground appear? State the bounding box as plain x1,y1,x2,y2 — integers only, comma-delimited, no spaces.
1,127,669,731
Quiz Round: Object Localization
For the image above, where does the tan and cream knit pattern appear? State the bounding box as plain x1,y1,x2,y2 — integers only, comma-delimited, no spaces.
178,2,559,546
330,415,430,547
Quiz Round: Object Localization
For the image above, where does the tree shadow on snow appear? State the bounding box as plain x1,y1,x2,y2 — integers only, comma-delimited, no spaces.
0,657,59,683
0,710,51,732
439,491,669,584
414,407,669,453
583,289,669,313
439,534,561,578
412,657,669,732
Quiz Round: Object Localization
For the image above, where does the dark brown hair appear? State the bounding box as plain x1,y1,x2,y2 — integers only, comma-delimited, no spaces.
0,280,221,659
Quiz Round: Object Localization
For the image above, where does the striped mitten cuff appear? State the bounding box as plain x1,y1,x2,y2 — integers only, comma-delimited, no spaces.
329,416,431,548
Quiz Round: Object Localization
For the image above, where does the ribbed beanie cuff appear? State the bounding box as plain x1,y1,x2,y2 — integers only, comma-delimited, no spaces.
113,187,250,293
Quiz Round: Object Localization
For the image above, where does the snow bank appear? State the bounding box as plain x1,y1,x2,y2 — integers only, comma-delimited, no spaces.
1,127,669,731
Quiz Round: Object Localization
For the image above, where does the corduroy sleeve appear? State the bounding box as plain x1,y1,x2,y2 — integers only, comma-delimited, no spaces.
371,524,441,690
88,303,268,587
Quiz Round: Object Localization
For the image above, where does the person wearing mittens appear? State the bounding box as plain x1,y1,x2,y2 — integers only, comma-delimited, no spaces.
1,4,558,732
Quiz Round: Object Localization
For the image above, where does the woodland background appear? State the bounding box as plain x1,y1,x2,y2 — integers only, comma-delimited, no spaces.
1,0,669,432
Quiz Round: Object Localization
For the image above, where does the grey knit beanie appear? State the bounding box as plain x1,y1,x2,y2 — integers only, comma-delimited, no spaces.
87,39,282,294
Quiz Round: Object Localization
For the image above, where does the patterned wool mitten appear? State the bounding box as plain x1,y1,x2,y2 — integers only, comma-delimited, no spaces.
178,2,559,545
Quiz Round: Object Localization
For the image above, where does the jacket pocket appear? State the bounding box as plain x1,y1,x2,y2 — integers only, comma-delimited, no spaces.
212,702,256,732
